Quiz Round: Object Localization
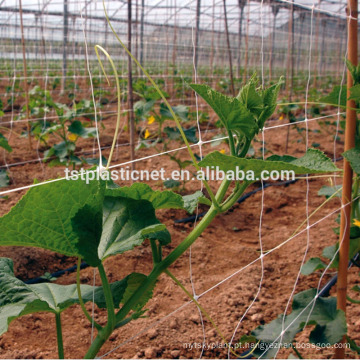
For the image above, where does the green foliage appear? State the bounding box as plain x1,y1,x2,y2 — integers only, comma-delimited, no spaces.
251,289,347,358
0,133,12,153
0,257,152,335
199,149,339,179
343,148,360,175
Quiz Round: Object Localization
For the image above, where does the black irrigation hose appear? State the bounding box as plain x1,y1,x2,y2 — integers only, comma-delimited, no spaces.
24,261,89,284
175,179,298,224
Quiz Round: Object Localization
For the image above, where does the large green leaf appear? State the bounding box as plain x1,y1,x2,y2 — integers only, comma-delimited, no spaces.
0,257,152,335
319,86,347,108
343,148,360,175
105,183,184,209
98,184,185,260
0,178,104,266
189,83,258,140
252,289,347,358
198,149,339,180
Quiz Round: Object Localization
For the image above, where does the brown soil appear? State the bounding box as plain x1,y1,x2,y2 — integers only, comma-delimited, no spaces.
0,102,359,359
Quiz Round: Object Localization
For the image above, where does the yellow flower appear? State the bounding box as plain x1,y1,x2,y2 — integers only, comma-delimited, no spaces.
144,129,150,139
354,219,360,227
68,133,78,142
148,116,155,125
279,115,284,121
220,149,226,154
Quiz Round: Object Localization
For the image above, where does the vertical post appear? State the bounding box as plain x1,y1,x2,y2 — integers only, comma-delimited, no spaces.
62,0,68,93
128,0,136,172
319,19,327,86
335,0,358,358
269,4,279,81
140,0,145,65
193,0,201,78
19,0,32,150
223,0,235,96
210,0,215,73
243,0,250,83
237,0,245,78
313,0,321,88
285,1,294,99
172,0,177,74
296,12,305,75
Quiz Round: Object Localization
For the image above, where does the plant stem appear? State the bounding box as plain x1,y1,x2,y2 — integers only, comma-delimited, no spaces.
55,313,64,359
220,181,250,212
98,263,116,330
84,264,116,359
115,205,219,325
76,258,102,331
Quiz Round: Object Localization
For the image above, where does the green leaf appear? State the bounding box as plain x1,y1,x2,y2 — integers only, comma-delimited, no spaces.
237,75,263,117
189,83,258,140
252,289,347,358
134,99,156,120
322,237,360,269
198,149,339,180
0,257,152,335
182,191,208,214
319,86,347,108
301,258,327,275
44,141,76,161
257,78,283,129
98,184,184,260
0,178,105,266
0,133,12,153
346,59,360,85
318,185,342,198
0,170,9,188
105,183,183,209
343,148,360,175
349,84,360,102
160,103,189,122
164,126,198,143
68,120,97,138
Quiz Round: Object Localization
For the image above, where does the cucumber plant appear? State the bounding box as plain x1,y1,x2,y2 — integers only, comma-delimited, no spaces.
0,76,340,358
242,61,360,359
0,4,342,358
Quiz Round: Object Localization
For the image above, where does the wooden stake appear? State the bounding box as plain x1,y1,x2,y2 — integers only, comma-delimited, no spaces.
19,0,32,150
335,0,358,357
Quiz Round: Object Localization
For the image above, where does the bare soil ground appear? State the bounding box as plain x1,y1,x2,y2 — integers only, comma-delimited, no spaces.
0,101,359,359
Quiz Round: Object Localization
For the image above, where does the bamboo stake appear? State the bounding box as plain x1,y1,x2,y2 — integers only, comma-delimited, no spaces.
335,0,358,357
127,0,135,172
19,0,32,150
223,0,235,96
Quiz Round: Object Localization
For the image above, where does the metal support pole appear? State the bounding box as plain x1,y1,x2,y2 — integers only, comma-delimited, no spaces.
140,0,145,65
62,0,68,93
128,0,136,172
193,0,201,76
19,0,32,150
223,0,235,96
335,0,358,357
